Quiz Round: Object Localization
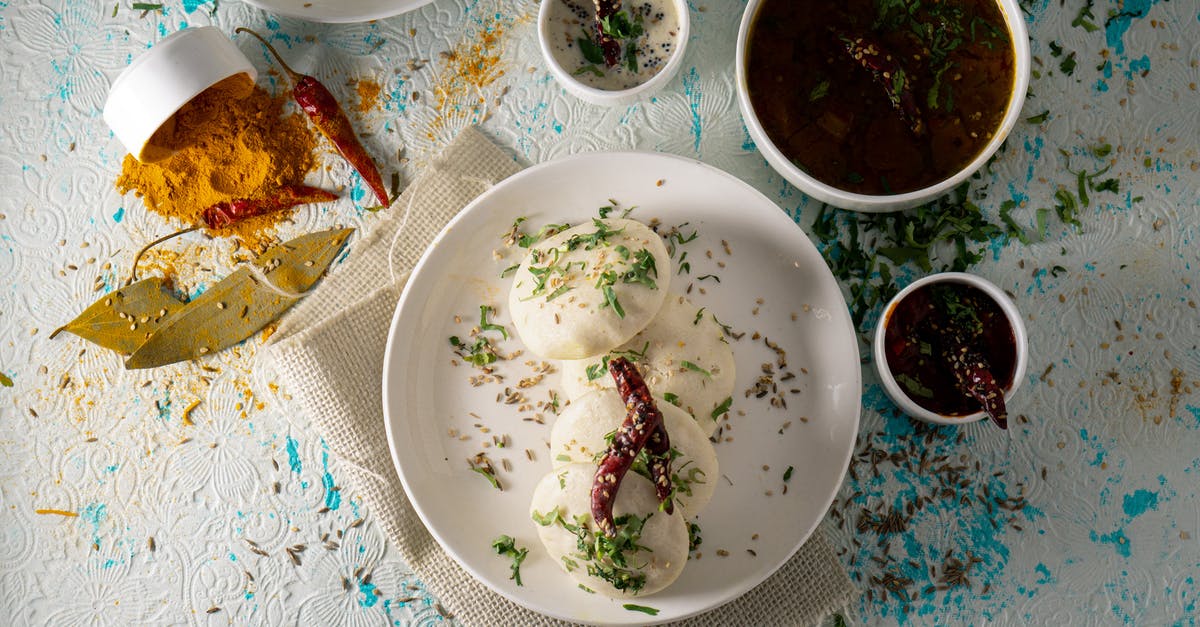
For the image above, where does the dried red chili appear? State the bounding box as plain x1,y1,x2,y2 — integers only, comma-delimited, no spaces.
237,28,391,207
126,185,338,284
202,184,337,229
592,357,673,537
592,0,624,68
834,30,925,136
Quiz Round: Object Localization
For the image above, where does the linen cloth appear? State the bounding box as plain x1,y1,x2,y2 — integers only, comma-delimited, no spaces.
268,126,856,626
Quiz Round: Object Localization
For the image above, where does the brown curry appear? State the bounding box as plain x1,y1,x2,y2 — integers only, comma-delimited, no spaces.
747,0,1016,195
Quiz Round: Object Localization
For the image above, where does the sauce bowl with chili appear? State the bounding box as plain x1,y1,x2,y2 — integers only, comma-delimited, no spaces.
735,0,1030,212
538,0,690,107
872,273,1028,426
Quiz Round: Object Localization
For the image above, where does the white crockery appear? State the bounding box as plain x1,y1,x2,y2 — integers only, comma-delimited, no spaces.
538,0,690,107
103,27,256,162
734,0,1031,212
873,272,1028,426
240,0,436,23
382,152,860,624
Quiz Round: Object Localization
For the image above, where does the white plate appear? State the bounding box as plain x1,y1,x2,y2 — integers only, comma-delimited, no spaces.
241,0,435,23
382,152,861,624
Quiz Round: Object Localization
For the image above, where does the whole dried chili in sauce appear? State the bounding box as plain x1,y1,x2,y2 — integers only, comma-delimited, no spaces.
592,357,673,538
937,319,1009,429
592,0,624,67
236,28,391,208
833,30,925,136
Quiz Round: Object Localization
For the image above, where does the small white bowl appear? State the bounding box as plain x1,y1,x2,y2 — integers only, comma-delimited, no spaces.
735,0,1030,212
872,272,1028,426
538,0,689,107
103,26,256,162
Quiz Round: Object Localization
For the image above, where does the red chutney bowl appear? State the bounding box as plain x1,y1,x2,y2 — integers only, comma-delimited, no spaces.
872,272,1028,425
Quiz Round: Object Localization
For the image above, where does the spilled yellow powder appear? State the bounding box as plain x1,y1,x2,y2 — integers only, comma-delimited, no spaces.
115,79,320,246
355,78,383,113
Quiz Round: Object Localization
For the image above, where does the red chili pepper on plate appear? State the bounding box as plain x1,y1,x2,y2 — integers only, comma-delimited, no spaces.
592,357,673,537
237,28,391,207
202,184,338,229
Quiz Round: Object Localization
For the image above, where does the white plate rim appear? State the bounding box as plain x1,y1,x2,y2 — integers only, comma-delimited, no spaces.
240,0,437,24
382,150,862,624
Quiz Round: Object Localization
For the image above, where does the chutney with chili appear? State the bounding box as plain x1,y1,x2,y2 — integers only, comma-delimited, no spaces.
746,0,1016,195
883,281,1016,416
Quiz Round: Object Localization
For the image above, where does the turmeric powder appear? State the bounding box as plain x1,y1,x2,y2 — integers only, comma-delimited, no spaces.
115,75,321,245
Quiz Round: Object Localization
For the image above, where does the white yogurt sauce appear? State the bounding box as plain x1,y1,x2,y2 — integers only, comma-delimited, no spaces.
546,0,681,91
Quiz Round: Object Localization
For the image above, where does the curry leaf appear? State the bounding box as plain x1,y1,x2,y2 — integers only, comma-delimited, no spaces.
124,228,353,369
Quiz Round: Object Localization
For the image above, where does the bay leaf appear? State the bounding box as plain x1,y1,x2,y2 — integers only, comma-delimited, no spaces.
50,277,183,354
124,228,354,370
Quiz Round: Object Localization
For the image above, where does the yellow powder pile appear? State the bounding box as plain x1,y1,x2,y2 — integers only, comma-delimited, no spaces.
116,75,320,244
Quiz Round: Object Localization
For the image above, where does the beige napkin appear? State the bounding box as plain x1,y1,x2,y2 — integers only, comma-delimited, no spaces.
268,126,856,626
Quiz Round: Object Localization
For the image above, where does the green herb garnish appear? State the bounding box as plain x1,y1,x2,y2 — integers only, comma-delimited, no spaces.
1025,110,1050,124
783,465,794,482
663,392,681,406
711,396,732,419
577,32,605,65
681,360,712,378
478,305,508,340
491,535,528,585
623,604,659,616
469,459,502,491
809,80,830,102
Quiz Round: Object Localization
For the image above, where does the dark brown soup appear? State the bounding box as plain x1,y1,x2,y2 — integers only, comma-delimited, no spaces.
883,281,1016,416
747,0,1015,195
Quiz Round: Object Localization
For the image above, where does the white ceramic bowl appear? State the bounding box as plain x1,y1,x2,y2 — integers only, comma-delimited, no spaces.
538,0,689,107
103,26,256,162
734,0,1030,212
872,272,1028,426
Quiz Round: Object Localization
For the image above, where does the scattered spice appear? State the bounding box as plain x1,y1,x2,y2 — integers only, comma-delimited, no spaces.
116,76,319,247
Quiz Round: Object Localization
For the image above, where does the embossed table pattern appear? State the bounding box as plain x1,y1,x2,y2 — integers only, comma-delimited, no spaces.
1,0,1197,624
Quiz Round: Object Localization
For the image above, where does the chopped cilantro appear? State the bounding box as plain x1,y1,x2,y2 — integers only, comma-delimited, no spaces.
1025,110,1050,124
491,535,528,586
623,604,659,616
478,305,508,340
711,396,732,419
681,360,712,378
809,80,830,102
663,392,681,406
783,465,794,482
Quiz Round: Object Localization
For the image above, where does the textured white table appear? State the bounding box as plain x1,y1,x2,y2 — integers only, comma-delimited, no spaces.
1,0,1197,624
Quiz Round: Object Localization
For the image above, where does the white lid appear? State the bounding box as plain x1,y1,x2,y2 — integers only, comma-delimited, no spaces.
103,26,256,162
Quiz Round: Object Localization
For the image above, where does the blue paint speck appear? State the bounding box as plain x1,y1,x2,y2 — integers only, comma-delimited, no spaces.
321,450,341,511
1104,0,1161,56
1122,489,1159,518
1092,528,1132,557
681,67,702,153
1035,562,1053,585
286,436,302,474
359,581,379,607
112,207,124,223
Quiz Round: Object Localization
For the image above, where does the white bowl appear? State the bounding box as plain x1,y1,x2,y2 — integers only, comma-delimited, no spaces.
538,0,689,107
735,0,1030,212
103,26,256,162
872,272,1028,426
